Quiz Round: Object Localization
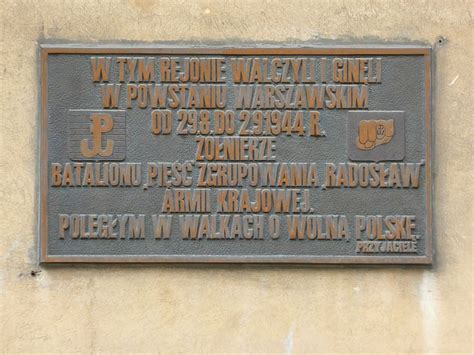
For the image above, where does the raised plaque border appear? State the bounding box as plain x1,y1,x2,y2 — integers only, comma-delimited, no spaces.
39,45,432,264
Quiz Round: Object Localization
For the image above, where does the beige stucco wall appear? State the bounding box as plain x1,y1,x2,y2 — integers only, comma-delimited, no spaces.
0,0,472,353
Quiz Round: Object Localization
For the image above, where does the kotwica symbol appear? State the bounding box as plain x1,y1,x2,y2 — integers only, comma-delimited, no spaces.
80,113,115,158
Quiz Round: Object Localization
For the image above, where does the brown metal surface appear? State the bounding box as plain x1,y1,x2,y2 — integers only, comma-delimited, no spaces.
39,45,432,264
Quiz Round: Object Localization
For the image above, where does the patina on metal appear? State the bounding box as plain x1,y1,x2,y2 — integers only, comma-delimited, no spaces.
39,45,432,264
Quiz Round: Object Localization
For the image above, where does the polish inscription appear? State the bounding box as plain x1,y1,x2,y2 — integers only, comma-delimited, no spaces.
41,47,432,264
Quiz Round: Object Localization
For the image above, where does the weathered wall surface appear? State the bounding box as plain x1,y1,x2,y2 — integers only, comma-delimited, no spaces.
0,0,472,353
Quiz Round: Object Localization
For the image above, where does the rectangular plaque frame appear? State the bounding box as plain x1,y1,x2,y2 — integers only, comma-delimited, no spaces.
39,45,432,264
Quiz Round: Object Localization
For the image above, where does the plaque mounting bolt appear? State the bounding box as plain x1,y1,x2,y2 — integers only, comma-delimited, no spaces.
436,36,447,46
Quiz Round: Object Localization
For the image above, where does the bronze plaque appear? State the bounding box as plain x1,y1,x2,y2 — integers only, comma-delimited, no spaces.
39,45,432,264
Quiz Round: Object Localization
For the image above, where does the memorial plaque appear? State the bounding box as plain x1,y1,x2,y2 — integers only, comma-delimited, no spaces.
39,45,432,264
